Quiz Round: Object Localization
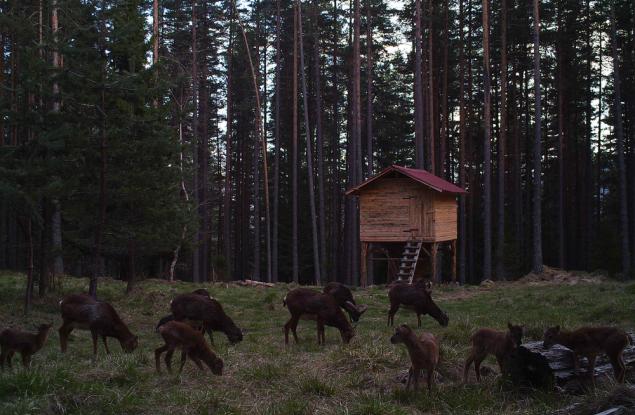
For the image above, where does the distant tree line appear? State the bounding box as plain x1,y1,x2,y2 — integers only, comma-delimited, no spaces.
1,0,634,303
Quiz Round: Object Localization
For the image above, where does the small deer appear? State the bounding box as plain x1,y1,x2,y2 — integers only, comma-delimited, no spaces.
463,323,523,382
323,282,368,322
283,288,355,345
390,324,440,392
0,324,52,369
543,325,631,384
59,294,138,356
155,321,223,375
387,282,449,327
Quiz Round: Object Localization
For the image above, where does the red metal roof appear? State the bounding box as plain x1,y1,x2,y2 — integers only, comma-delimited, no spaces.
346,165,467,195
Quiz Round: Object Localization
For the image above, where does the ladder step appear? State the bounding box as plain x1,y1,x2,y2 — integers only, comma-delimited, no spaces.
401,258,417,263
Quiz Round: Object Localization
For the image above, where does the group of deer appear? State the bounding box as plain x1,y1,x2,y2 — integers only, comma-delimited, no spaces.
0,289,242,376
1,280,631,392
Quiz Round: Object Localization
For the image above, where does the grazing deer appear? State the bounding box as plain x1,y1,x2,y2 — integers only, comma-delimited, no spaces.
155,321,223,375
170,293,243,344
543,325,631,384
463,323,524,382
323,282,368,322
387,282,449,327
0,324,52,369
390,324,440,392
59,294,138,356
156,289,214,342
283,288,354,345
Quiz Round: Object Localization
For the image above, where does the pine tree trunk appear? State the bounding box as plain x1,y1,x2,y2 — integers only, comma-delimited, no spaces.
330,0,341,281
351,0,362,285
458,0,467,284
482,0,492,281
495,0,507,280
272,0,281,283
22,216,34,314
365,0,373,177
556,10,565,269
224,7,234,280
413,0,424,169
611,6,630,278
51,0,63,277
440,0,449,178
531,0,543,274
427,0,436,174
297,0,322,285
313,0,327,281
191,0,200,283
292,5,299,283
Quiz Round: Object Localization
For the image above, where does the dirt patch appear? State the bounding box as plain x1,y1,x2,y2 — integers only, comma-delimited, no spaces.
516,266,608,286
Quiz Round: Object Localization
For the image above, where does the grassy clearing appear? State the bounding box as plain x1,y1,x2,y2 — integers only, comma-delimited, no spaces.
0,272,633,414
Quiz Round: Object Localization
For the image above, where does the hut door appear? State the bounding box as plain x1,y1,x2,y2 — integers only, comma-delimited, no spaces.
408,197,422,238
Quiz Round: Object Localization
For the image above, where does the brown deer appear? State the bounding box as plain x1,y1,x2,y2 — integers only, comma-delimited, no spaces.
283,288,355,345
0,324,52,369
390,324,440,392
323,282,368,322
463,323,524,382
156,289,214,342
155,321,223,375
387,282,449,327
169,293,243,344
59,294,138,356
543,325,631,384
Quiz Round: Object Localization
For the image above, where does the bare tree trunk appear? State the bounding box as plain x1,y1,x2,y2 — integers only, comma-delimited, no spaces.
351,0,362,285
126,239,135,294
313,0,328,280
365,0,373,177
22,216,34,314
611,6,630,278
272,0,281,283
51,0,63,277
482,0,492,280
298,0,322,285
223,7,234,280
427,0,436,174
440,0,449,178
531,0,543,274
458,0,466,284
234,1,272,284
191,0,200,283
330,0,341,281
495,0,507,280
292,5,299,283
556,10,565,269
413,0,424,169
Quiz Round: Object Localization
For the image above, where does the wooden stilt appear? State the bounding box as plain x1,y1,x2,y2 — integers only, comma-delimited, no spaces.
431,242,439,282
367,243,374,285
360,242,369,287
451,240,457,283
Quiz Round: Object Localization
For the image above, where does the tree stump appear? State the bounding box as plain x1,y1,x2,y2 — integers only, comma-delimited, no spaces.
506,331,635,390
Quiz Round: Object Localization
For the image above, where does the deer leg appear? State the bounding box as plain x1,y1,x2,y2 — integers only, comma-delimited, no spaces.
463,352,474,383
207,329,214,345
610,351,626,383
284,316,296,345
21,353,31,368
59,322,72,353
0,349,6,370
426,369,434,392
154,344,169,373
102,336,110,354
413,368,420,391
164,349,175,373
417,313,422,328
290,315,300,344
474,356,484,382
388,304,399,327
6,351,14,368
178,351,187,373
572,352,580,377
189,355,205,371
317,318,326,345
90,330,99,357
587,354,597,387
495,355,505,375
405,367,413,391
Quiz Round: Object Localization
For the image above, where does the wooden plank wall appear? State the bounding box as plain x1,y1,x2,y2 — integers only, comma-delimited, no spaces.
358,177,458,242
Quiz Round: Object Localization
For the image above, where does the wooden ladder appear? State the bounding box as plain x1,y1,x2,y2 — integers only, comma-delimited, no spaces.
396,240,423,283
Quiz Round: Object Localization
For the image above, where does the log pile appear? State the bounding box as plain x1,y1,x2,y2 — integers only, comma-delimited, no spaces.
507,331,635,390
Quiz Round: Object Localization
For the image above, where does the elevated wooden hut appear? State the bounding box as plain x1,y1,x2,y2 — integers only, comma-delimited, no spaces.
346,165,466,286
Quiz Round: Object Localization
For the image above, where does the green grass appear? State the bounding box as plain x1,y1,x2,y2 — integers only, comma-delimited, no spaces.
0,272,633,414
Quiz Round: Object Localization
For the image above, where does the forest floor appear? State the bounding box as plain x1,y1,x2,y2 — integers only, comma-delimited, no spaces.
0,271,634,415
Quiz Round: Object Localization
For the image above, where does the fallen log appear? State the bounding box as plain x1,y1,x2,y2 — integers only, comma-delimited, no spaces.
235,279,275,288
507,331,635,389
